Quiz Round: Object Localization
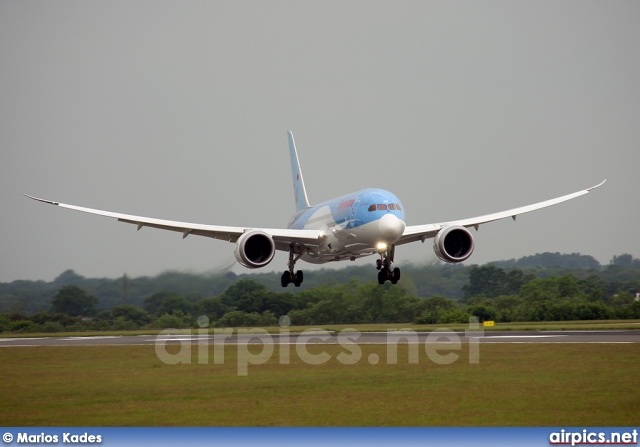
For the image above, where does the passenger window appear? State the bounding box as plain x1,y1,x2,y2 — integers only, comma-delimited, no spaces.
377,204,387,210
368,204,376,212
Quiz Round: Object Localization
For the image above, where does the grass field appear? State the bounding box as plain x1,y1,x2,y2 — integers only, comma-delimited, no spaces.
1,342,639,426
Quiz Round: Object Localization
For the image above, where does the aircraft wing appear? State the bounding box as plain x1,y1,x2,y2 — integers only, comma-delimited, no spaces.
24,195,325,250
396,180,606,246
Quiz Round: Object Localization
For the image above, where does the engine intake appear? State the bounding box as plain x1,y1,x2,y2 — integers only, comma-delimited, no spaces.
433,225,475,263
234,230,276,269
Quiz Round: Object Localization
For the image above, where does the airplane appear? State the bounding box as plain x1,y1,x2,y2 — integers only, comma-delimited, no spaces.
26,131,605,287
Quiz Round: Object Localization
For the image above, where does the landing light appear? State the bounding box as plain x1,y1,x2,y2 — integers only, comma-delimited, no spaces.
376,242,388,251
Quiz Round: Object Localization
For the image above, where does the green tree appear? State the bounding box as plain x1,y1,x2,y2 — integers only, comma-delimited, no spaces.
463,266,506,299
156,295,194,317
195,297,231,321
53,269,85,286
579,275,607,302
463,266,533,300
31,312,81,327
611,254,635,268
358,283,413,323
492,295,524,322
143,292,182,315
216,311,263,327
519,274,585,304
610,292,635,309
415,295,459,324
153,311,191,329
260,292,296,317
220,280,267,308
51,286,98,316
466,303,496,322
437,309,471,324
111,304,150,326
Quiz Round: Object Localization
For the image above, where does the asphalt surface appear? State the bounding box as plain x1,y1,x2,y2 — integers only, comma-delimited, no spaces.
1,330,639,347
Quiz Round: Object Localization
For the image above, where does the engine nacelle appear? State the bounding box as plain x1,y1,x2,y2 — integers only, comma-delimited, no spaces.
234,230,276,269
433,225,475,263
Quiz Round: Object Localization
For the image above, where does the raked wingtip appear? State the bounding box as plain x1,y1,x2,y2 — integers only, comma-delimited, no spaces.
23,194,59,206
588,179,606,191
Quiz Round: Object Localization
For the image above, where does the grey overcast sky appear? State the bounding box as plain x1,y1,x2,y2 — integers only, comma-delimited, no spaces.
1,1,638,282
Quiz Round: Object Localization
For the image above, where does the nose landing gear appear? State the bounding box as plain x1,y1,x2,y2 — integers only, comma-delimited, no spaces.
376,245,400,284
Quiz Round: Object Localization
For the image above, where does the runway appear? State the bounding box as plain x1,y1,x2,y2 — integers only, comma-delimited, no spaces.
1,330,639,347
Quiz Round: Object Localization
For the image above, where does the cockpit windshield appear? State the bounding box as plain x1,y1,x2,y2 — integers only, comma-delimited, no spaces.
368,203,402,212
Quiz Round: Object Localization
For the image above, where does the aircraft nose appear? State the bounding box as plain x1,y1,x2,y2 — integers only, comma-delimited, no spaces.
378,213,406,243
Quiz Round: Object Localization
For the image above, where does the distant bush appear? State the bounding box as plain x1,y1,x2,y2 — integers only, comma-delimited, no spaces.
39,321,65,333
152,312,192,329
9,320,40,333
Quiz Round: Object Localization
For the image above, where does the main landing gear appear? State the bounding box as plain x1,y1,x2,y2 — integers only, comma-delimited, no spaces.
281,245,304,287
376,245,400,285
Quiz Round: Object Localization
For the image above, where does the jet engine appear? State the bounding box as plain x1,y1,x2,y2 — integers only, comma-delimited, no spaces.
234,230,276,269
433,225,475,263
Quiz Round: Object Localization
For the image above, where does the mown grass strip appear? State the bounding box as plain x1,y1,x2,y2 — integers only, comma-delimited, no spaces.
1,343,639,426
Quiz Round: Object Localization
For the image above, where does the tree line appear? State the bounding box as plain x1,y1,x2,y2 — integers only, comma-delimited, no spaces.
1,252,639,333
1,252,625,315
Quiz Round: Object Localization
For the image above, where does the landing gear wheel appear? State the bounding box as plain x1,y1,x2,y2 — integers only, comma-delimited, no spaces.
294,270,304,287
391,267,401,284
281,271,291,287
378,268,388,285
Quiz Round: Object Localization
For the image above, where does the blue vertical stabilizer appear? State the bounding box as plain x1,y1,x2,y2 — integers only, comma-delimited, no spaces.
288,131,311,212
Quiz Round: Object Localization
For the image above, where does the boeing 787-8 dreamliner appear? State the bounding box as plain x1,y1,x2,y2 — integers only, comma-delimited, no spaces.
26,132,605,287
